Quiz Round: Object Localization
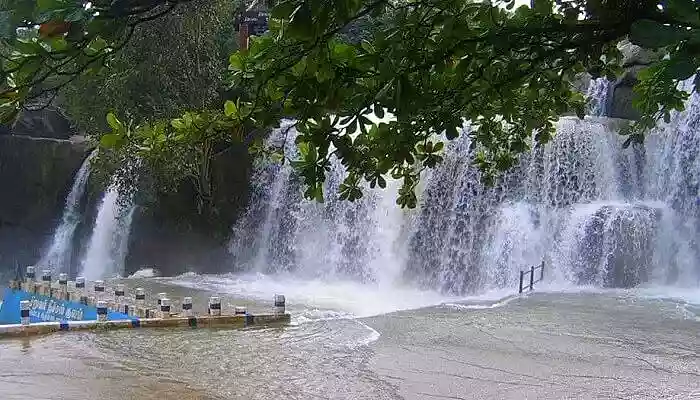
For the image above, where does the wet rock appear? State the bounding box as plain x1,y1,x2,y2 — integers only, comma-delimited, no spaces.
608,84,642,120
605,41,664,121
0,135,90,276
123,141,252,276
12,106,77,140
617,40,663,68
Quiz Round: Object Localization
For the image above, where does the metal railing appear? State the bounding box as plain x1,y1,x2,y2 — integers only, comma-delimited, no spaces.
519,261,545,294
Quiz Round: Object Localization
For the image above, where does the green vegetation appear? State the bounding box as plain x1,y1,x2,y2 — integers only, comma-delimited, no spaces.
59,0,240,135
1,0,699,209
57,0,244,217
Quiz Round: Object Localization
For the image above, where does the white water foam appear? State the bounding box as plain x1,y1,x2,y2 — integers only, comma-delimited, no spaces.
165,272,528,348
168,272,461,318
126,268,160,279
635,286,700,306
165,271,538,320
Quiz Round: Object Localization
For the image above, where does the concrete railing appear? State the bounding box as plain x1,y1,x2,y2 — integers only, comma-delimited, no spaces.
0,265,290,338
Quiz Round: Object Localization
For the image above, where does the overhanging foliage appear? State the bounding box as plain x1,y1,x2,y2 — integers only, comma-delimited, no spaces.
2,0,699,207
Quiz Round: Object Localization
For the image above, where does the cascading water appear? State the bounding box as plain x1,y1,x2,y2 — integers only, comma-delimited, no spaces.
586,78,612,117
39,150,95,272
230,122,409,285
79,185,135,280
230,85,700,296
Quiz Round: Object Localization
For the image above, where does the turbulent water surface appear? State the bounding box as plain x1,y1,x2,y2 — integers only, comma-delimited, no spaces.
1,279,699,400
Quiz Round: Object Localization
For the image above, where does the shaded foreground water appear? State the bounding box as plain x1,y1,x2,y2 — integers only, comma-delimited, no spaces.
1,280,699,400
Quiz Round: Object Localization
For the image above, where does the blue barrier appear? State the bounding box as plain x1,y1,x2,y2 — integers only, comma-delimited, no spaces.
0,288,130,324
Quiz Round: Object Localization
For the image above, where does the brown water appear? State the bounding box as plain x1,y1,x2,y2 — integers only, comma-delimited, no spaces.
1,285,699,400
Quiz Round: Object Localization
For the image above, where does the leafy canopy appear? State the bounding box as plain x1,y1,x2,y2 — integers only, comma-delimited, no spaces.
2,0,700,207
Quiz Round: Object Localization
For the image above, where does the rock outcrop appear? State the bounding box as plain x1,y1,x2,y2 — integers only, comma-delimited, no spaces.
0,135,91,280
11,107,77,140
123,142,253,276
606,40,664,120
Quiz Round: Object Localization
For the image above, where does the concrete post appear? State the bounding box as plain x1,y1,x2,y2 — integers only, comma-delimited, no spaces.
41,269,52,297
208,296,221,316
160,298,171,318
114,284,125,313
58,273,68,300
75,276,86,302
24,266,35,292
20,300,30,325
96,301,108,322
274,294,285,315
94,280,105,303
182,297,193,317
135,288,146,317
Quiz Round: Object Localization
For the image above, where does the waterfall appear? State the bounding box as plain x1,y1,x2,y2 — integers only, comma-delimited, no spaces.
408,113,698,294
586,78,612,117
230,121,409,285
79,185,135,280
230,86,700,295
39,150,95,272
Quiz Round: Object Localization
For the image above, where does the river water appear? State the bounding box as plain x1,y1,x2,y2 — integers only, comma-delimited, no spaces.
1,276,699,399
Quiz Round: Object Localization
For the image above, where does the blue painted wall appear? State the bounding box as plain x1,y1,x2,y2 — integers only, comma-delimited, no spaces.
0,288,130,324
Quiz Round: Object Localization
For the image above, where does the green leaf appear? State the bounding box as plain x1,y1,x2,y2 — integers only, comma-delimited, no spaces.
229,53,243,71
374,103,385,119
270,152,284,163
86,37,108,55
171,119,186,130
287,3,314,40
346,118,358,135
446,126,460,140
665,58,698,80
224,100,237,117
100,133,120,148
106,112,123,131
666,0,699,24
630,19,688,49
0,11,14,40
36,0,55,12
377,176,386,189
65,8,87,22
47,37,67,52
0,103,19,124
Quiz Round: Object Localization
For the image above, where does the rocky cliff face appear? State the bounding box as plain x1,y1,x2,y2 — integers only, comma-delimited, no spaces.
123,142,253,276
11,107,78,140
0,135,90,280
606,40,664,120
